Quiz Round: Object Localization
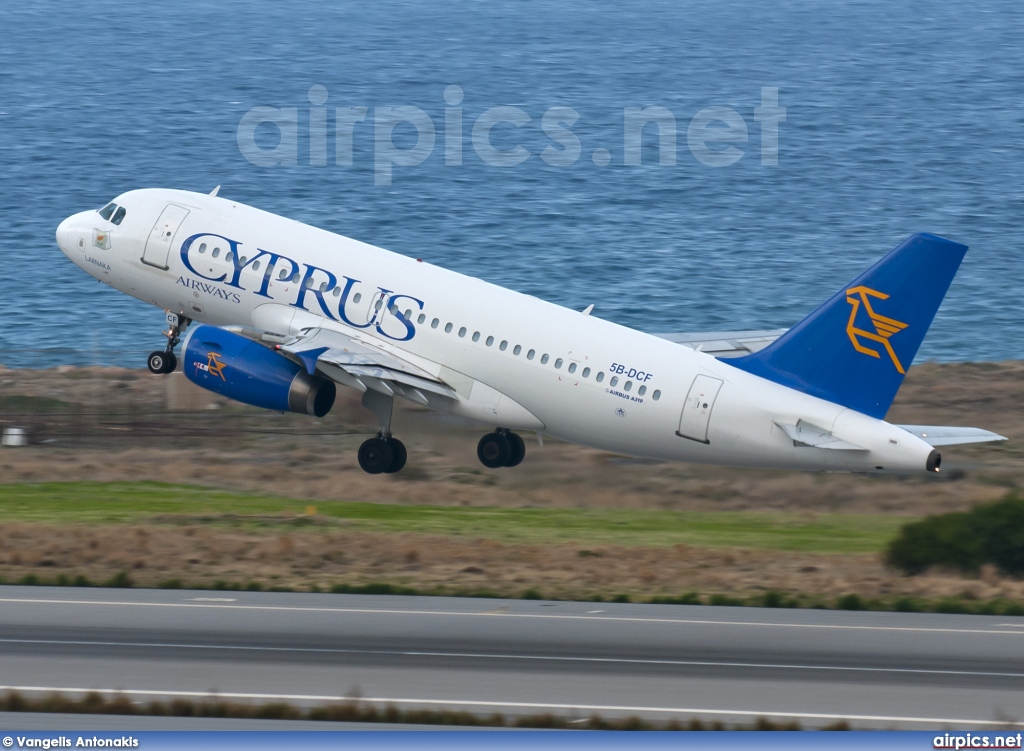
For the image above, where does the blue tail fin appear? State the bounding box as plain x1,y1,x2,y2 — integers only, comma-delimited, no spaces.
729,233,967,419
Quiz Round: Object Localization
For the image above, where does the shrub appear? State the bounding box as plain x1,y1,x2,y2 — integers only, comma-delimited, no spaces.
836,593,865,611
887,494,1024,576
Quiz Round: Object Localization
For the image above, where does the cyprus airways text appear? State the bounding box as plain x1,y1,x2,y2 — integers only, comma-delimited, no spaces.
179,232,423,342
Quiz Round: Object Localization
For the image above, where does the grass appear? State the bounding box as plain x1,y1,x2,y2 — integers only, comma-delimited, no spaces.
0,481,908,553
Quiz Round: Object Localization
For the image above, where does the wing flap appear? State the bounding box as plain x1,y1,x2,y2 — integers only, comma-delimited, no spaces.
276,327,457,399
896,425,1008,447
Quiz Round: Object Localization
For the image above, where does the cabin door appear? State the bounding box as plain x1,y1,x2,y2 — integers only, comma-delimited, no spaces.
142,204,190,270
676,375,723,444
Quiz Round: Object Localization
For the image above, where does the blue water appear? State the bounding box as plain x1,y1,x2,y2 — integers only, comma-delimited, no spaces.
2,0,1022,367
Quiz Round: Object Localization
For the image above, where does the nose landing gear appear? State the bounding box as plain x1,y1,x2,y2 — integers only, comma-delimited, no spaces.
477,429,526,469
147,311,189,375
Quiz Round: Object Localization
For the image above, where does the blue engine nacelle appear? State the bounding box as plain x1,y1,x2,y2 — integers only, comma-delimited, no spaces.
181,325,336,417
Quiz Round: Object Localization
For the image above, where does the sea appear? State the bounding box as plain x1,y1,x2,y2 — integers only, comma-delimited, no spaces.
1,0,1022,368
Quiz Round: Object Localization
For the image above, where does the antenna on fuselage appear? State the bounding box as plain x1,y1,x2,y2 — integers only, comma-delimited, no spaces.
209,185,221,197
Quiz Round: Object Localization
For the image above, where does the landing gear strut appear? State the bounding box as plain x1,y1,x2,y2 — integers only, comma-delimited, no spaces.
147,311,189,375
357,390,407,474
477,429,526,469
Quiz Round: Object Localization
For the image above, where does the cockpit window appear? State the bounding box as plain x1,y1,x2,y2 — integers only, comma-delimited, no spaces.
111,206,127,225
98,203,117,221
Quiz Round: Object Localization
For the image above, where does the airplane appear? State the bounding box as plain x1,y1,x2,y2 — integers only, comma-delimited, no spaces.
55,187,1005,475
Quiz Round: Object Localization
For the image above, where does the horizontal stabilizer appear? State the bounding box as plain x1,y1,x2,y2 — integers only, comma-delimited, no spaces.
654,329,787,358
896,425,1008,447
774,420,867,450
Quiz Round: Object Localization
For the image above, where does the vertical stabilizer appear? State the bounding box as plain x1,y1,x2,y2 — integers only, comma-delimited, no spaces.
729,233,967,418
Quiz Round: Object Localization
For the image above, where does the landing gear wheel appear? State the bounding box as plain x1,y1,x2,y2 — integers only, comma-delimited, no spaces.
477,432,511,469
147,350,176,375
505,432,526,467
385,438,407,474
358,437,394,475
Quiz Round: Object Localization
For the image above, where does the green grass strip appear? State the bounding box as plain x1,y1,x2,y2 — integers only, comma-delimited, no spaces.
0,481,907,553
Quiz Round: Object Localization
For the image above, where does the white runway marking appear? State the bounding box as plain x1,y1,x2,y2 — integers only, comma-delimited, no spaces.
1,685,1021,728
0,637,1020,679
1,597,1022,636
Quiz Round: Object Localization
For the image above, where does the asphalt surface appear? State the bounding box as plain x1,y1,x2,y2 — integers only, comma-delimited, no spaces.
0,586,1022,729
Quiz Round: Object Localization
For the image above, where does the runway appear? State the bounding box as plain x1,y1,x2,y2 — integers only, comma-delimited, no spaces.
0,586,1022,729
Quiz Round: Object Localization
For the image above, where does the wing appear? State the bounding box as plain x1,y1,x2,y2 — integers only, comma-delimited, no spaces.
896,425,1008,447
652,329,787,358
228,325,457,405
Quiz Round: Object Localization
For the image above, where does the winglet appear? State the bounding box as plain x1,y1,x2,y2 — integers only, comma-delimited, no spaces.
729,233,968,419
296,347,329,375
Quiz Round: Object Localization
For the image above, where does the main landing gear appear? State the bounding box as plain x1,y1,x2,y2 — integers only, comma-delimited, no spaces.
147,311,190,375
354,392,527,475
357,390,407,475
357,434,407,475
477,429,526,469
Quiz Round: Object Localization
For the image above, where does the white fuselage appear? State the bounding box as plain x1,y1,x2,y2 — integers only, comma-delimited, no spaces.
56,188,937,473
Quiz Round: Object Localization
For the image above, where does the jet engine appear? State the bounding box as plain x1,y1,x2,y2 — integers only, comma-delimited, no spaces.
181,325,336,417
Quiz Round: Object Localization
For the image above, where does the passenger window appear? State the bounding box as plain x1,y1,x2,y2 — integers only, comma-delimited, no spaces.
98,203,116,221
624,381,632,392
568,363,577,374
445,322,453,333
353,293,362,303
638,385,647,396
226,252,234,263
252,261,260,271
610,376,618,387
431,318,439,329
527,349,535,360
472,331,480,342
582,367,590,378
291,273,300,283
111,207,127,225
499,341,508,351
278,268,287,279
334,287,342,297
320,283,329,293
199,243,207,254
513,345,521,356
652,389,661,401
554,358,563,369
541,354,549,364
375,299,383,311
405,309,412,318
212,248,221,258
596,372,605,383
418,314,426,324
458,327,467,338
486,336,494,347
239,256,247,265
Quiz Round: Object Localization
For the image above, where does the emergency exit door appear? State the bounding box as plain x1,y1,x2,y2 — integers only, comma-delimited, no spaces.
141,204,190,270
676,375,724,444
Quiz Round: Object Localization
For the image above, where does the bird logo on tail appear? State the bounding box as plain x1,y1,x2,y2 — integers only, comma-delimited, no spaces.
845,286,908,374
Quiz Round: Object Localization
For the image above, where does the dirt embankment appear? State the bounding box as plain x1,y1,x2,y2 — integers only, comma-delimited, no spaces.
0,361,1021,602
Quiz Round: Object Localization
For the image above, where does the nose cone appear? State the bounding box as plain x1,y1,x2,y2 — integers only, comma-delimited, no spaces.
56,216,73,254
